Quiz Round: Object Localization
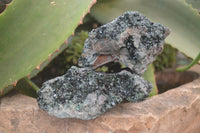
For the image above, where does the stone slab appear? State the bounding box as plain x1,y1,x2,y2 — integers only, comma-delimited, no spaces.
0,77,200,133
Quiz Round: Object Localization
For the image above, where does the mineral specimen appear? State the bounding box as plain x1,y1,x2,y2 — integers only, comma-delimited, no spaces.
78,11,170,75
37,66,152,120
37,11,170,120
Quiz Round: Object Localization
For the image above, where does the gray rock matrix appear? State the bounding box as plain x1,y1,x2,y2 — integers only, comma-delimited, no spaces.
37,11,170,120
79,11,170,75
37,66,152,120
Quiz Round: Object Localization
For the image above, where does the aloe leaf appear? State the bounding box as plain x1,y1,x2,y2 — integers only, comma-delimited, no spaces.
142,64,158,97
0,0,96,95
14,77,39,98
0,0,12,14
186,0,200,13
176,52,200,71
91,0,200,59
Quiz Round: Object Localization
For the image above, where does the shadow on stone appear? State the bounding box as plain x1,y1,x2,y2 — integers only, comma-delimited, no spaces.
156,69,199,94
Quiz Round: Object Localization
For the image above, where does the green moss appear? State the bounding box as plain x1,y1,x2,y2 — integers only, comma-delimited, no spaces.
65,31,88,67
153,44,177,71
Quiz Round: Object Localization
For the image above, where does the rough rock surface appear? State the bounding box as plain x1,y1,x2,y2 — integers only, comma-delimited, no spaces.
37,11,170,120
0,77,200,133
37,66,151,120
79,11,170,75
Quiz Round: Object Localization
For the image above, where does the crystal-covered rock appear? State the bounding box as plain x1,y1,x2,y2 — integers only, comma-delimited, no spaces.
37,66,152,120
37,11,170,120
78,11,170,75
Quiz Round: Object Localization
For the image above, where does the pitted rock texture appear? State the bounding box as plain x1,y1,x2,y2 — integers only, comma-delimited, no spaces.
78,11,170,75
37,66,152,120
37,11,170,120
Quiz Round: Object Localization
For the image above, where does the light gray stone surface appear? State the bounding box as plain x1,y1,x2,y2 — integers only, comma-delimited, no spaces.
37,66,151,120
79,11,170,75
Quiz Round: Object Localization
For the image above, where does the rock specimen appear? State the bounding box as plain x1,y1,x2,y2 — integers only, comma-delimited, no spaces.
37,11,170,120
79,11,170,75
37,66,151,120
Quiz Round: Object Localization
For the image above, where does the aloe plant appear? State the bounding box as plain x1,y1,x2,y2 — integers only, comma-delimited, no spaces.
14,77,39,98
0,0,12,14
0,0,96,97
176,53,200,71
186,0,200,14
142,64,158,97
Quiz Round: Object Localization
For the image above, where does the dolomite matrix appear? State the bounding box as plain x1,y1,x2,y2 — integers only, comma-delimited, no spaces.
79,11,170,75
37,11,170,120
37,66,151,120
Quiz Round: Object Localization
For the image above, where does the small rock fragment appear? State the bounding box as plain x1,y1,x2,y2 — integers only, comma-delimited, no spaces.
37,66,152,120
78,11,170,75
